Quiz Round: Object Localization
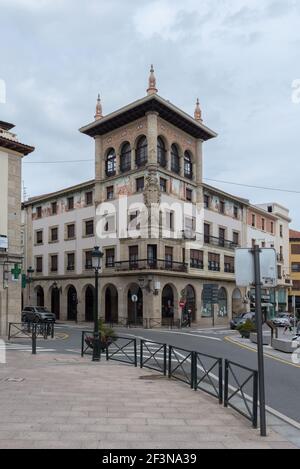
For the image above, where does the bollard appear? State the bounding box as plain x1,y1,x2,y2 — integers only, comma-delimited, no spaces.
32,324,37,355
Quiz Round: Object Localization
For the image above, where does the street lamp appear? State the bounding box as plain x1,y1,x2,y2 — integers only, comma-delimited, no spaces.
91,246,104,361
27,266,34,302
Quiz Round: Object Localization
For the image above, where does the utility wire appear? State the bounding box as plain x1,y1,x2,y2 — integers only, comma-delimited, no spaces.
22,159,300,194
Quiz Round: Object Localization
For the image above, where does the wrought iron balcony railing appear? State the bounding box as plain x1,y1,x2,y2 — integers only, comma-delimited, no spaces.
204,235,239,250
114,258,188,272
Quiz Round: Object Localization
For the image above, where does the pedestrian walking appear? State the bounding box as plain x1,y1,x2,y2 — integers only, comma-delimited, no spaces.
187,308,192,328
283,317,293,334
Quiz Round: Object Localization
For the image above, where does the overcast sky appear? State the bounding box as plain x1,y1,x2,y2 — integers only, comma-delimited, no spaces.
1,0,300,227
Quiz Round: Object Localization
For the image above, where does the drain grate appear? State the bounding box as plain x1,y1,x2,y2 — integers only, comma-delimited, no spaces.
4,377,25,382
139,375,166,380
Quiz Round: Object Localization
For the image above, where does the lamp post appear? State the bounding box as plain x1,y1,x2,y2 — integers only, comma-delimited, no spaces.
91,246,104,361
27,266,34,303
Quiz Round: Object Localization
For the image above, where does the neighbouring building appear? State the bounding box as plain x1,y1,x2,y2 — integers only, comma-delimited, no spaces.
22,68,291,324
0,120,34,334
288,229,300,314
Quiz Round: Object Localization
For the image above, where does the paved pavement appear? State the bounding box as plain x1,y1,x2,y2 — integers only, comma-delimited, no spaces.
0,349,298,449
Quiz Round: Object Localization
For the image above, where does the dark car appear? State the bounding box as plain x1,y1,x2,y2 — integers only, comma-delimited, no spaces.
22,306,56,323
230,312,255,330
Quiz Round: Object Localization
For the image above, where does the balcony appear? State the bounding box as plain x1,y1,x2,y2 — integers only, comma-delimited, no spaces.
190,260,204,270
277,253,284,263
114,258,187,273
105,169,116,177
208,262,220,272
224,265,235,273
204,235,239,250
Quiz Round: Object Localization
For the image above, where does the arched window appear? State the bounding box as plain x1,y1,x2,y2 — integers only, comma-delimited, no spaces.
184,151,193,179
218,287,228,317
135,136,147,167
171,144,180,174
120,142,131,173
105,148,116,177
157,137,167,167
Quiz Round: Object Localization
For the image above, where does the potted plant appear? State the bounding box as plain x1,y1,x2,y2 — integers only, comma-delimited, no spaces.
237,319,256,339
85,319,116,352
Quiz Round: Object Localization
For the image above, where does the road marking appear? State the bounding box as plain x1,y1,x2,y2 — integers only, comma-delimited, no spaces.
135,329,222,341
224,336,300,369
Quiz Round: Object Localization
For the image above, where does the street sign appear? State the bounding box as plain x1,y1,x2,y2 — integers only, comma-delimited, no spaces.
179,300,186,308
131,294,138,303
235,248,277,287
203,284,219,303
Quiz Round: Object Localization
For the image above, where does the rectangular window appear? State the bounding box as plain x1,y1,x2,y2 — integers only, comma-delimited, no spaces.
190,250,203,269
36,230,43,245
50,227,58,242
106,186,114,200
208,253,220,271
129,211,140,230
270,221,274,234
147,245,157,267
85,251,92,270
165,246,173,268
262,241,265,248
50,255,58,272
293,280,300,290
252,214,256,227
51,202,57,215
204,194,210,208
233,231,239,246
105,248,115,268
104,215,115,233
166,211,174,231
279,246,283,261
252,239,256,247
67,224,75,239
292,263,300,272
219,227,225,247
85,220,94,236
136,177,144,192
129,245,138,268
67,253,75,271
204,223,210,243
36,256,43,273
160,178,167,193
85,191,93,206
291,244,300,255
36,206,42,218
233,206,238,219
186,188,192,202
224,256,234,273
262,218,265,231
67,197,74,210
219,200,225,214
280,225,283,237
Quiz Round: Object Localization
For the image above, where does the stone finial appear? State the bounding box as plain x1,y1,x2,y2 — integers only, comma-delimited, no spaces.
147,64,158,95
94,94,103,120
194,98,202,122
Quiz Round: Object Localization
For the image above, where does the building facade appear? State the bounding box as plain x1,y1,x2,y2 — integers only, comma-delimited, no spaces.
0,120,34,335
22,69,291,325
288,229,300,314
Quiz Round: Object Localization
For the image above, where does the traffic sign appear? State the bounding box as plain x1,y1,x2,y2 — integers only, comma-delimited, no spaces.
131,294,138,303
179,300,186,308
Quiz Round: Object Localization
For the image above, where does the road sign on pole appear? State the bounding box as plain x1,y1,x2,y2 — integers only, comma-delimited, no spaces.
131,294,138,303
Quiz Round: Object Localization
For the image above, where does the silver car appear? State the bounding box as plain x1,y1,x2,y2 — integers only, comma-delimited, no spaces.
22,306,56,323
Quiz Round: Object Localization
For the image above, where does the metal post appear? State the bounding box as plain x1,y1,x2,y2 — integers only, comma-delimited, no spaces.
253,245,267,436
224,359,229,408
293,295,296,335
218,358,223,404
32,324,36,355
140,340,143,368
134,301,137,327
92,268,101,361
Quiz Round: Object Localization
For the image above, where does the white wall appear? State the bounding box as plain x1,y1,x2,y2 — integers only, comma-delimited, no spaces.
0,150,8,238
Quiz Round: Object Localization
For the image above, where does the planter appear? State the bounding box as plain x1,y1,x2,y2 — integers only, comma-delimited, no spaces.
85,336,113,352
239,330,251,339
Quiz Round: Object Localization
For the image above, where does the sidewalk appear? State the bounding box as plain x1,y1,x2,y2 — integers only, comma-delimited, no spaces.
0,350,298,449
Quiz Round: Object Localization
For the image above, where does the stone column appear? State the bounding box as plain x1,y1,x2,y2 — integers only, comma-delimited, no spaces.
146,112,158,168
195,139,203,204
94,136,103,205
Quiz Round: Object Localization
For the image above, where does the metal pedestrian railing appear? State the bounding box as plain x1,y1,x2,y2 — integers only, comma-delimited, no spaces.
168,346,195,388
106,336,137,367
193,352,223,403
140,339,167,375
81,330,94,356
224,359,258,428
8,322,54,341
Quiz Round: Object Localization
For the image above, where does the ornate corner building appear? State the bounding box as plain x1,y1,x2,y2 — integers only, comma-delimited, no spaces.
23,67,291,325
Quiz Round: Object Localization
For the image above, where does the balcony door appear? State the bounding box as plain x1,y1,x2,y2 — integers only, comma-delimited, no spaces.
147,245,157,268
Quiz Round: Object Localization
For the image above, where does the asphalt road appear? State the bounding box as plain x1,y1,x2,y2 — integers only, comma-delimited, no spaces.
6,323,300,424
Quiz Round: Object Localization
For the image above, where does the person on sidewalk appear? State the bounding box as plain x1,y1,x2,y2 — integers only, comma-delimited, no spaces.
187,308,192,327
283,317,293,334
292,319,300,340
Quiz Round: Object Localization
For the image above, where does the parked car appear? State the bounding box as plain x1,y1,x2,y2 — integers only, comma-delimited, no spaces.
22,306,56,323
272,313,295,327
230,312,255,330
